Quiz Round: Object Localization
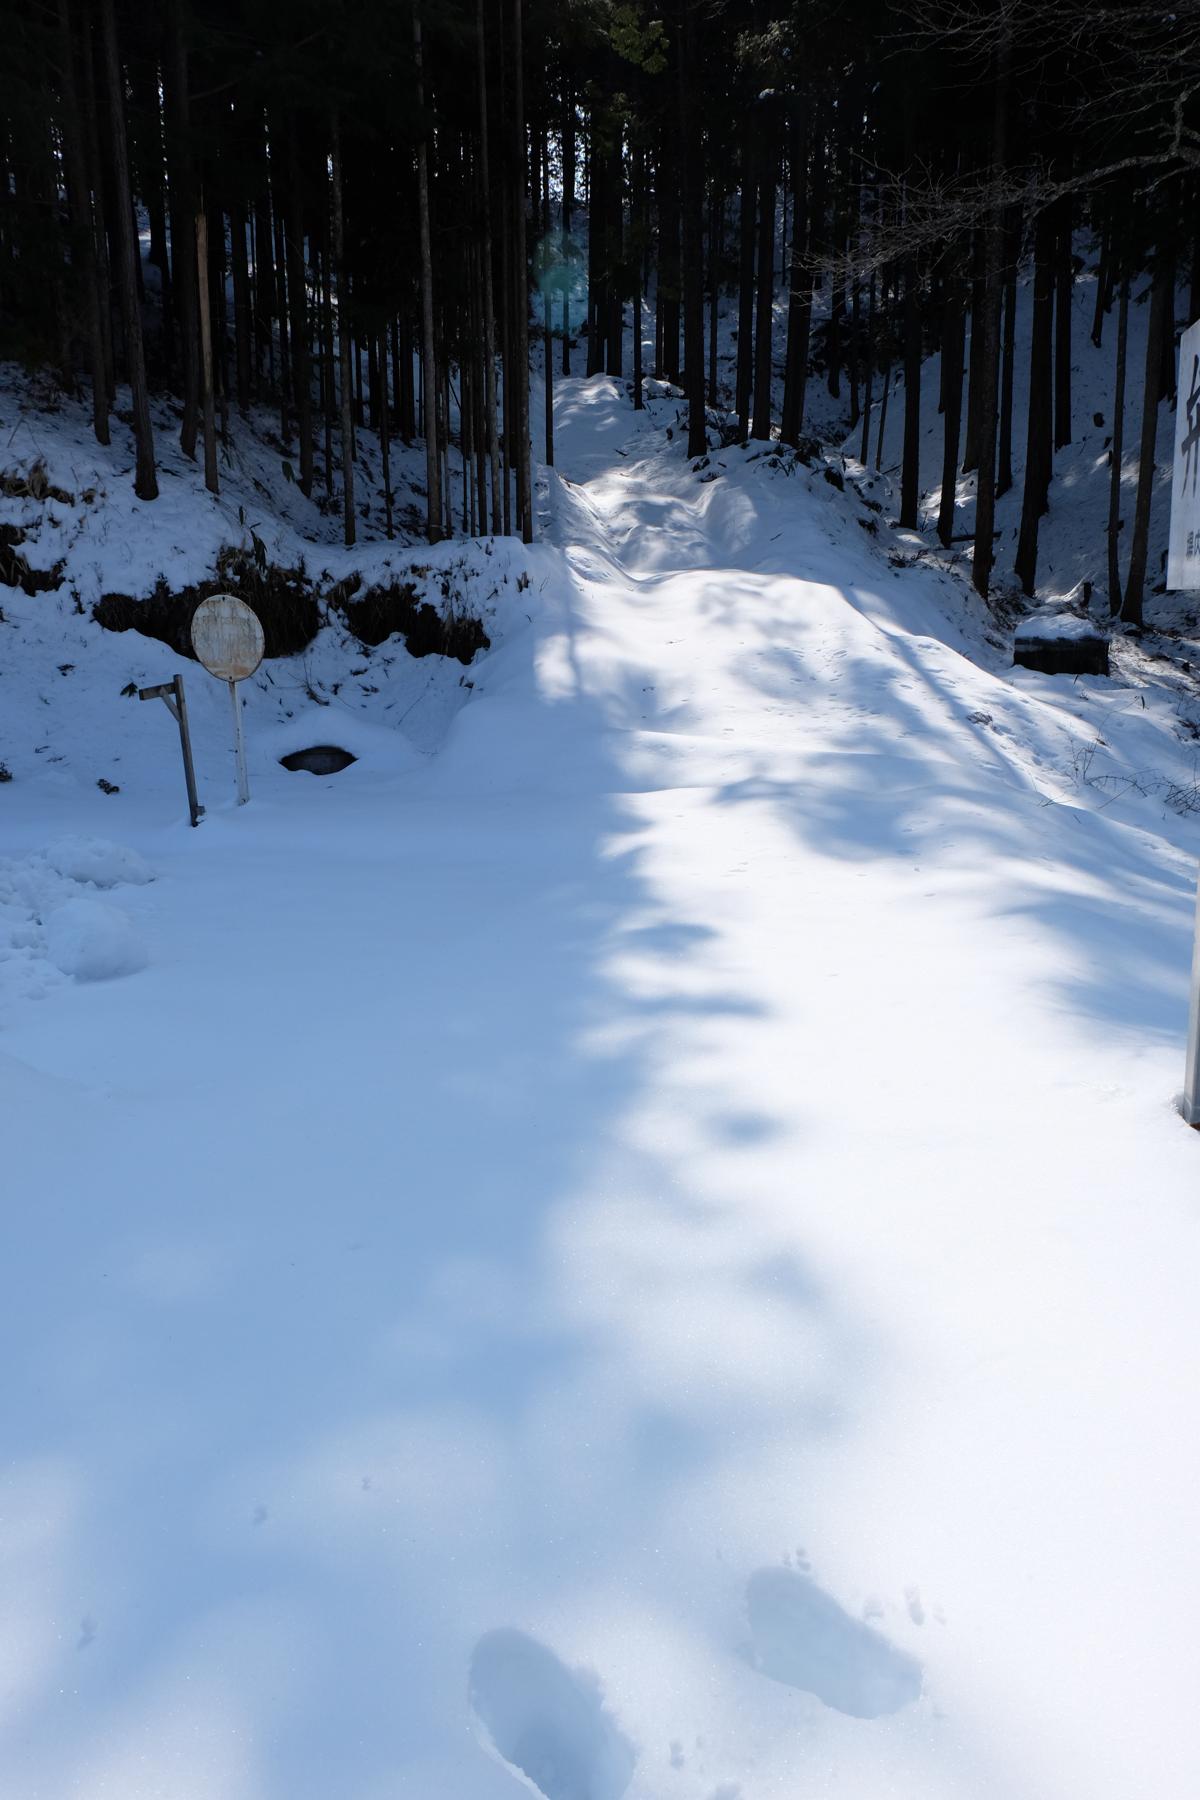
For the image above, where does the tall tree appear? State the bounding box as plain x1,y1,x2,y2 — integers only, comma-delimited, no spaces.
414,12,442,545
98,0,157,499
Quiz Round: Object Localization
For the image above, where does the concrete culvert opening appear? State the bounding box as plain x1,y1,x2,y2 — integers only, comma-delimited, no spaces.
279,746,357,775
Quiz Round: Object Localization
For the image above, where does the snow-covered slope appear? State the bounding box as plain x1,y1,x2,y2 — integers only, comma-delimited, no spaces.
2,368,1199,1800
0,361,532,840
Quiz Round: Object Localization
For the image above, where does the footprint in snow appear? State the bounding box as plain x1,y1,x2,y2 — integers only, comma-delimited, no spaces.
469,1628,636,1800
745,1566,922,1719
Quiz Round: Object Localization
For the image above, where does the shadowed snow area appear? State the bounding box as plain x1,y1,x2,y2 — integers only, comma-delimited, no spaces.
2,373,1200,1800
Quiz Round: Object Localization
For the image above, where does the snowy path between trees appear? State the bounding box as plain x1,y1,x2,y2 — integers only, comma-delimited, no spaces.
4,378,1200,1800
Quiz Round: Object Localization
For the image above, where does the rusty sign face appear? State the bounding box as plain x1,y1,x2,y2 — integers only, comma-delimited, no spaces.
190,594,265,681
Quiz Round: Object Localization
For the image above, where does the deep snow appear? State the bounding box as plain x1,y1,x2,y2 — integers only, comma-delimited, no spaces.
2,350,1200,1800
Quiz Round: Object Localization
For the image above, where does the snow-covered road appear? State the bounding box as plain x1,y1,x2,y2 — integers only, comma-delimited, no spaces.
4,378,1199,1800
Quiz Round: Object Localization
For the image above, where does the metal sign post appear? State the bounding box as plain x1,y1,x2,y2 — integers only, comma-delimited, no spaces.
228,679,250,805
190,594,265,806
139,674,204,827
1168,319,1200,1127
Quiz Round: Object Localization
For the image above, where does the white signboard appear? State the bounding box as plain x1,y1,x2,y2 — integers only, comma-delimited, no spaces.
190,594,263,805
1168,317,1200,591
190,594,265,681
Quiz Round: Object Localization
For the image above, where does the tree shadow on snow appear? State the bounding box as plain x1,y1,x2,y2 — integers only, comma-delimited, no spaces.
707,588,1195,1046
0,573,887,1799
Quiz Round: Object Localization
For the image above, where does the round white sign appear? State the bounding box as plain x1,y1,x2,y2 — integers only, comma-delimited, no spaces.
190,594,265,682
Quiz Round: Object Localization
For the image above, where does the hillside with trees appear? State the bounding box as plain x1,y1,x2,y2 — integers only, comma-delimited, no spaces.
5,0,1198,612
3,10,1200,1800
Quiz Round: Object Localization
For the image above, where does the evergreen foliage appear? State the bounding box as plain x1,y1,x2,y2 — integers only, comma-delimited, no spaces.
2,0,1194,604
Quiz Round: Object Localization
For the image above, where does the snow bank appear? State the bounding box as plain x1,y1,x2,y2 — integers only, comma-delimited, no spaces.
1014,611,1105,643
43,833,155,888
0,836,152,1006
259,705,422,778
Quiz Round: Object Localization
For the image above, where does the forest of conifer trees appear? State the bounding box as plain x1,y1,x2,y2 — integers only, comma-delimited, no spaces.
4,0,1199,616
